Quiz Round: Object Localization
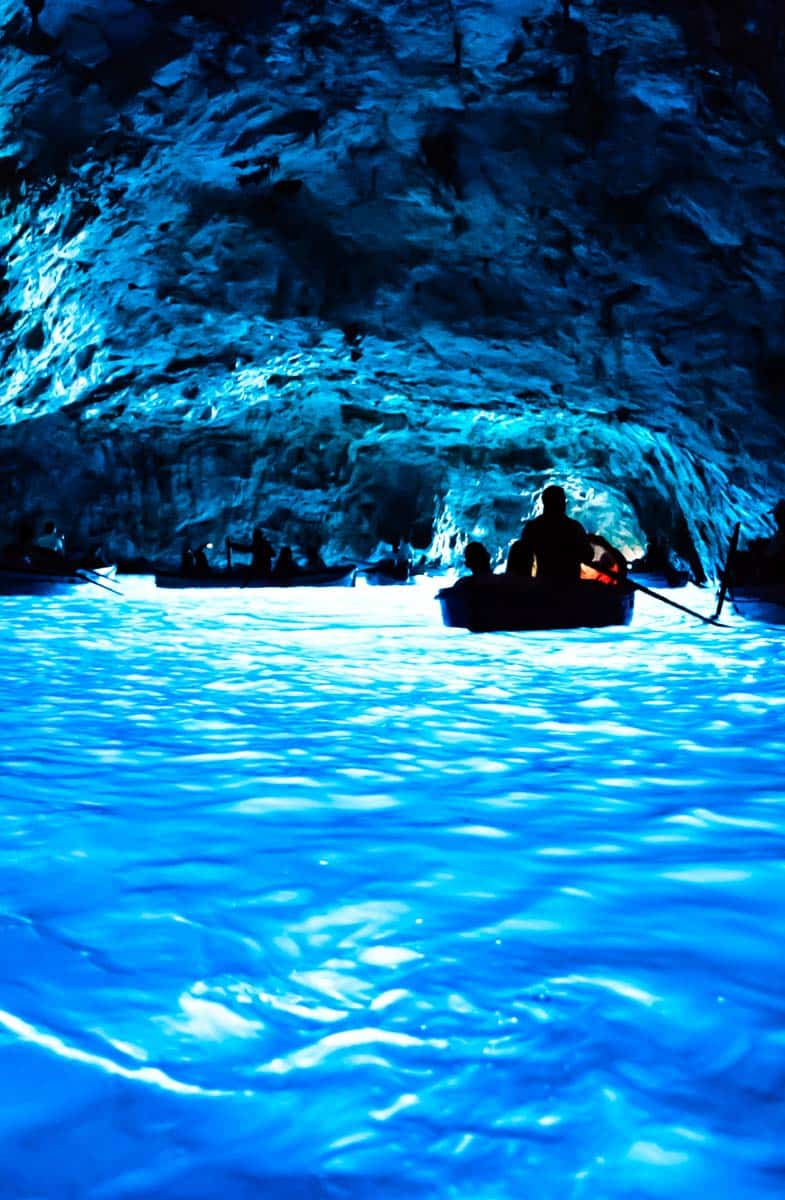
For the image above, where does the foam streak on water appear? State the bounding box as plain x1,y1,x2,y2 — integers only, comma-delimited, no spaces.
1,580,784,1199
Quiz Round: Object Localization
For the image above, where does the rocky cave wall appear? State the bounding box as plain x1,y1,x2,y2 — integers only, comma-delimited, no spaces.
1,0,784,571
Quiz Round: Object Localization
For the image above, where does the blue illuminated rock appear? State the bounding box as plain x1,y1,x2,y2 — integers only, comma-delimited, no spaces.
1,0,784,571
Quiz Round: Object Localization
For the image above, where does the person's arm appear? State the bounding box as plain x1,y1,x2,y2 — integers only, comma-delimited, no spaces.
507,530,534,576
580,529,595,566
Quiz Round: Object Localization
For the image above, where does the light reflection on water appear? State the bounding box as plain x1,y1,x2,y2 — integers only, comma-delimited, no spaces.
1,578,784,1198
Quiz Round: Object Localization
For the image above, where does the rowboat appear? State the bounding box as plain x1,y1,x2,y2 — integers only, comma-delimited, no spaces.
628,570,689,590
0,563,118,596
359,559,412,585
155,563,357,589
438,575,634,633
730,584,785,624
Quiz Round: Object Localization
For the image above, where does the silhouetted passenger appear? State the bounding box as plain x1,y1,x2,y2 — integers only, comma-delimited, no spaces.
507,485,592,585
36,521,65,556
273,546,297,577
305,543,326,571
193,543,211,576
181,542,196,575
632,532,688,586
464,541,493,577
251,526,274,576
392,537,414,566
86,545,108,568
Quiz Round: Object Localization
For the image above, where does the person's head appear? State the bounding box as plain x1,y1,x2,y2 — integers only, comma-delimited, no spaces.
464,541,491,576
541,485,567,517
42,520,55,534
773,499,785,530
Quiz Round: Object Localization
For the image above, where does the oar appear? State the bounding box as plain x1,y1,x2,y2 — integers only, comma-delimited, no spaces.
74,569,123,596
626,577,729,626
712,521,740,621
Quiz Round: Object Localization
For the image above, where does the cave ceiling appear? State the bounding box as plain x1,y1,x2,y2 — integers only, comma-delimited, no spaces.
1,0,784,568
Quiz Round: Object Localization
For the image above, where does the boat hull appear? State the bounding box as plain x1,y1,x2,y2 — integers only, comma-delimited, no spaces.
731,585,785,624
629,570,689,590
0,564,117,596
438,577,634,633
360,560,412,586
155,564,356,589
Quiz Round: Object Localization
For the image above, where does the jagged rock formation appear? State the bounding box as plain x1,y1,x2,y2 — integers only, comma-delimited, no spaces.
1,0,784,571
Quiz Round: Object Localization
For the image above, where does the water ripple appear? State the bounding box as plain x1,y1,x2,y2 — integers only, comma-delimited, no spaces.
1,579,784,1196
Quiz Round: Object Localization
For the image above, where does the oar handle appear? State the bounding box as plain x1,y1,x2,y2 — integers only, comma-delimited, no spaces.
713,522,741,621
628,578,729,626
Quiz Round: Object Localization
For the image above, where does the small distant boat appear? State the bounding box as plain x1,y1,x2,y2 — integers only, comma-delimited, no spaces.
0,563,118,597
715,528,785,624
155,563,357,589
359,558,412,586
628,569,689,590
731,584,785,624
438,576,634,633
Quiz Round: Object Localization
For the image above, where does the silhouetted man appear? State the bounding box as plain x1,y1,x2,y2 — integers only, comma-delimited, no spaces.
507,485,592,585
464,541,492,577
250,526,274,576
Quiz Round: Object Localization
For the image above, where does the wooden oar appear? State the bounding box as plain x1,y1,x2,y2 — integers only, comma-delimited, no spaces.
626,577,729,626
712,522,740,621
75,569,123,596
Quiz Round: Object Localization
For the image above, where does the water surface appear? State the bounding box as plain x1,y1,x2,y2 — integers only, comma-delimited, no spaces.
1,579,784,1198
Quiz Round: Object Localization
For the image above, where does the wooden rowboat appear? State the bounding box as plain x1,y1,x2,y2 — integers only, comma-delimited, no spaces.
438,575,634,633
0,563,118,597
730,584,785,624
155,563,357,589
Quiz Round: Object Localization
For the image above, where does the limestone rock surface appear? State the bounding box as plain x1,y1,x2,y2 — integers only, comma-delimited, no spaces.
1,0,784,571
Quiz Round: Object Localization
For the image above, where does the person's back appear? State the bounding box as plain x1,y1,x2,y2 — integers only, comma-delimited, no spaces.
507,485,591,585
251,527,274,577
193,543,211,576
36,521,65,556
274,546,297,577
305,544,326,571
463,541,492,578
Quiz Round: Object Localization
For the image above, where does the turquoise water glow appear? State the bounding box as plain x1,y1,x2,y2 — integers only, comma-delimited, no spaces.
1,580,784,1198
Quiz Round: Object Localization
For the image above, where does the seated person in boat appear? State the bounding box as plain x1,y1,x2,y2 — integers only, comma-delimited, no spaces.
36,520,65,556
30,520,66,568
226,526,275,576
462,541,493,579
630,532,687,586
506,485,593,585
181,541,196,575
251,527,275,576
367,537,412,580
273,545,298,577
392,537,414,566
193,542,212,576
305,542,326,571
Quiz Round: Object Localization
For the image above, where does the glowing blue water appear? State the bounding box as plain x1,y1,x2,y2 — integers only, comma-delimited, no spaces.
1,579,784,1199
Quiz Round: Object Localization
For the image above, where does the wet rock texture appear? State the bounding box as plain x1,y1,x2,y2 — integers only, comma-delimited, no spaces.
1,0,784,569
